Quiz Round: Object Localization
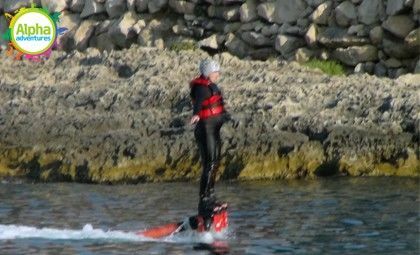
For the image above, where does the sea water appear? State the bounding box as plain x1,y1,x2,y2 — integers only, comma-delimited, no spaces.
0,177,418,254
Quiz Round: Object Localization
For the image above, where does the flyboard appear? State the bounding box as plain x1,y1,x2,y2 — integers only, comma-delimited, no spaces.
136,203,229,241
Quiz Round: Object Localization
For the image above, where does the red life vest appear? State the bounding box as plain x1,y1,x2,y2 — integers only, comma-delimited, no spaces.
190,76,225,120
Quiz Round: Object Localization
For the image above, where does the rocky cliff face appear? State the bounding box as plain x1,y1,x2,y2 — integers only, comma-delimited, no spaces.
1,0,419,78
0,46,418,183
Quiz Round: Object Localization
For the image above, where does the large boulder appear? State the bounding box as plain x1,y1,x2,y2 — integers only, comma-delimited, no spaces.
382,15,415,39
384,58,402,68
223,22,242,34
295,47,315,62
69,0,85,12
105,0,127,18
168,0,195,15
306,0,325,7
310,1,332,25
240,0,258,22
274,0,308,23
347,24,366,36
415,60,420,73
198,34,219,49
240,31,272,47
249,47,277,60
305,23,318,46
148,0,168,13
90,32,116,52
386,0,408,15
374,62,387,76
383,37,417,59
41,0,68,12
225,33,252,58
108,11,139,48
369,26,383,45
74,20,97,51
415,0,420,13
135,0,149,12
274,34,305,56
127,0,136,11
261,24,280,37
335,1,357,27
138,18,172,46
208,5,240,21
257,2,276,22
4,0,38,12
333,45,378,66
94,19,114,36
405,28,420,49
89,19,116,51
239,20,264,32
317,27,369,48
58,11,81,31
358,0,385,25
81,0,106,18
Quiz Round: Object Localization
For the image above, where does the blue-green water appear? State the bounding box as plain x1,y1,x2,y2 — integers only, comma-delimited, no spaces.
0,177,419,254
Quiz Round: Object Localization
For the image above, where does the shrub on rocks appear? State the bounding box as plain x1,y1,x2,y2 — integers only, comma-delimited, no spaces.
303,59,345,76
169,41,197,52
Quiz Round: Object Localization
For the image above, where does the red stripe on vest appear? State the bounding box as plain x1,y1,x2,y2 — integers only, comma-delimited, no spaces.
202,95,222,106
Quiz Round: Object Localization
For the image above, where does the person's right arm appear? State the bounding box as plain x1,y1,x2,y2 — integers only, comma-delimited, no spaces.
190,86,208,124
192,86,208,115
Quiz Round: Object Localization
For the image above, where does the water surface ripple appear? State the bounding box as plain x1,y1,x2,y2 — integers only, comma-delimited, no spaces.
0,177,418,254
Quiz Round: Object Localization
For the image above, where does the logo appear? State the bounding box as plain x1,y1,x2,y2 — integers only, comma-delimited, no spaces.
2,4,67,61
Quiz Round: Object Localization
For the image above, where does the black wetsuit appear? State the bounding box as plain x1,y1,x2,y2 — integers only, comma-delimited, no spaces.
190,81,227,225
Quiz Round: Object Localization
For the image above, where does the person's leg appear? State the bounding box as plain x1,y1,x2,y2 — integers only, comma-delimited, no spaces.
208,119,223,194
196,121,214,223
194,121,208,177
195,122,209,202
194,118,219,230
198,117,226,230
202,118,219,202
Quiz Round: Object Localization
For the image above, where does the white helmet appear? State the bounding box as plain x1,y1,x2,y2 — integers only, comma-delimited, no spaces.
199,59,220,77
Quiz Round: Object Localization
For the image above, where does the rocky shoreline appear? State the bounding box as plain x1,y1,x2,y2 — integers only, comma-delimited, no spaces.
0,45,418,183
1,0,419,78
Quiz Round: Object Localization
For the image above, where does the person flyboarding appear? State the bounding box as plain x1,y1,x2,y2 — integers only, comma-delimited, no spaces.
189,59,228,231
138,59,231,238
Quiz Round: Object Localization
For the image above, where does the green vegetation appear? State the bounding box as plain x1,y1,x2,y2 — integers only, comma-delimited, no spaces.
0,144,418,183
303,59,346,76
169,41,197,52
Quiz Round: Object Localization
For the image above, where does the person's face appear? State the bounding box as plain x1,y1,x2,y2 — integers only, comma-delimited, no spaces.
208,71,220,83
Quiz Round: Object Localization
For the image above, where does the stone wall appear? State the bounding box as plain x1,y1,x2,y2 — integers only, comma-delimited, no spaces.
0,0,419,77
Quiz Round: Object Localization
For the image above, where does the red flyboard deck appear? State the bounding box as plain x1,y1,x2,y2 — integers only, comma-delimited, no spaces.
137,223,181,239
137,209,228,239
